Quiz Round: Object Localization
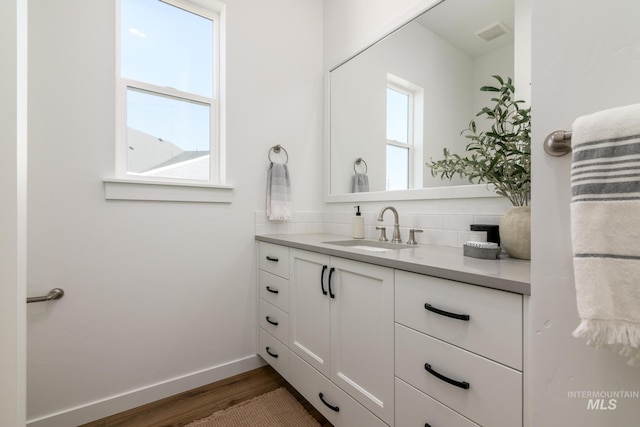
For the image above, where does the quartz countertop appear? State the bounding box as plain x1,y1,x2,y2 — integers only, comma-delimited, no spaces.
255,233,531,295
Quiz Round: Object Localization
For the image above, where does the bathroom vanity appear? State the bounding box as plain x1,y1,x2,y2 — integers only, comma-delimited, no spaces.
255,233,530,427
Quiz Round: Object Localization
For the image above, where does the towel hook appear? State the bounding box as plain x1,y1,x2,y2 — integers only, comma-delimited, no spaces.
268,144,289,164
353,158,368,174
544,130,572,157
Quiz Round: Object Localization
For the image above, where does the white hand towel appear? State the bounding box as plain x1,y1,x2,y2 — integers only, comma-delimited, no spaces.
266,162,292,221
351,172,370,192
570,103,640,366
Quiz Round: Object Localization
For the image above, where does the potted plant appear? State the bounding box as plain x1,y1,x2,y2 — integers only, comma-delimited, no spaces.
427,75,531,259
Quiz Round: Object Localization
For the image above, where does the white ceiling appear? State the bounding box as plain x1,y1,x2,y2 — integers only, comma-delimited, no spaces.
415,0,514,58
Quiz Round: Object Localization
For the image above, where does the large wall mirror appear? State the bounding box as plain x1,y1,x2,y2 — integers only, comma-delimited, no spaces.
328,0,521,201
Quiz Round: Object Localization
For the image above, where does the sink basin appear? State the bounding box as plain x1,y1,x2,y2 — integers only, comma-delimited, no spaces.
323,239,414,252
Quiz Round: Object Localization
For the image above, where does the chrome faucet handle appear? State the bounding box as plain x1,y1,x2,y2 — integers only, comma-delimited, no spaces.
376,226,388,242
407,229,423,245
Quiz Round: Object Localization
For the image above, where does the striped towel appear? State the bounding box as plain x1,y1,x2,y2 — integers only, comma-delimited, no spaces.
570,103,640,366
266,162,292,221
351,172,369,192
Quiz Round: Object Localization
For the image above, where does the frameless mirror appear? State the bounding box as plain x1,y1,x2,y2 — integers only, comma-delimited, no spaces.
329,0,515,197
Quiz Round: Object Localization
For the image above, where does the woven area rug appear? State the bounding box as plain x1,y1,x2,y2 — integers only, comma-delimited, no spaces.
185,387,321,427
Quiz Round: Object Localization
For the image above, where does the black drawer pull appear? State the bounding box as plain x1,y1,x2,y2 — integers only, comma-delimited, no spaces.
424,363,470,389
319,393,340,412
265,316,278,326
424,303,470,321
328,267,336,299
265,346,278,358
320,265,328,295
266,256,279,262
266,286,279,294
425,424,431,427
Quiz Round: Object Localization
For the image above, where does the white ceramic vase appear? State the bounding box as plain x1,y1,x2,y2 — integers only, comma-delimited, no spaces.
499,206,531,260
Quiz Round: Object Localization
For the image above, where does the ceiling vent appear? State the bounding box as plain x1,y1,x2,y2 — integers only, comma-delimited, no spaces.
475,21,510,42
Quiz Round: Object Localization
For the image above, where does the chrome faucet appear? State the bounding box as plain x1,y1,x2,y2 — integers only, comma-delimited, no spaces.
377,206,402,243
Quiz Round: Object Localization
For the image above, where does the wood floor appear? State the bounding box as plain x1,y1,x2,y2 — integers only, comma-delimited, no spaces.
80,365,331,427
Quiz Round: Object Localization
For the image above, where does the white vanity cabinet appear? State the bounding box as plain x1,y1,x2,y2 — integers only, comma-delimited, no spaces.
257,242,291,380
256,237,528,427
289,248,394,426
394,270,523,427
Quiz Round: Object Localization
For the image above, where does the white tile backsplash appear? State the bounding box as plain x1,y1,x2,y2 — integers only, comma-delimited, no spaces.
255,211,323,235
472,214,503,225
443,214,475,231
255,209,504,248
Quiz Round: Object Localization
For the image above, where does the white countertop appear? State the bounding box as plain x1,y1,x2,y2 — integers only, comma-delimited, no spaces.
255,233,531,295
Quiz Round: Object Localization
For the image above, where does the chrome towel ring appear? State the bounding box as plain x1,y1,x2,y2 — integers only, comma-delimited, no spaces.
268,145,289,164
353,157,368,174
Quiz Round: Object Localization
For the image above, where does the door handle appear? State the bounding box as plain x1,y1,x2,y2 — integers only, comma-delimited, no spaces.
424,303,470,321
27,288,64,304
328,267,335,299
424,362,470,389
320,265,328,295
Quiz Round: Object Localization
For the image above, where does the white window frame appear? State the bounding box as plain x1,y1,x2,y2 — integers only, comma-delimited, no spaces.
106,0,231,202
386,82,414,190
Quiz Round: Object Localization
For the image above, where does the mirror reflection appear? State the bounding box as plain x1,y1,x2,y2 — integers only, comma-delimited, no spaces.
330,0,515,195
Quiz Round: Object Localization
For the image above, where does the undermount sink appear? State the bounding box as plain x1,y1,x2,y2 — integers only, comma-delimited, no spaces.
323,239,414,252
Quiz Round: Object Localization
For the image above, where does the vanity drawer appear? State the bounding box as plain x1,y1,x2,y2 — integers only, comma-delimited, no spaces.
395,270,522,370
258,242,290,279
395,324,521,427
258,299,290,345
258,327,290,380
259,270,290,313
395,378,480,427
289,353,388,427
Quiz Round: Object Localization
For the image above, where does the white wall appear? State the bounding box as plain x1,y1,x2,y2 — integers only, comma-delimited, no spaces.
472,43,514,120
531,0,640,425
323,0,441,70
26,0,322,425
0,0,27,425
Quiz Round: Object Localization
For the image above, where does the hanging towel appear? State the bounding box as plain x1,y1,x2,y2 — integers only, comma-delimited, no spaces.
352,172,370,193
266,162,292,220
570,103,640,366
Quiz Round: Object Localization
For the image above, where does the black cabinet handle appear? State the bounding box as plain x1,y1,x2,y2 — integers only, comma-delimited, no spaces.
328,267,336,298
424,303,470,321
318,393,340,412
425,423,431,427
266,286,279,294
265,346,278,358
320,265,328,295
266,256,279,262
424,363,470,389
265,316,278,326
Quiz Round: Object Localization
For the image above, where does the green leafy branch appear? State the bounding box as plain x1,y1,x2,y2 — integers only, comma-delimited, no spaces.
427,76,531,206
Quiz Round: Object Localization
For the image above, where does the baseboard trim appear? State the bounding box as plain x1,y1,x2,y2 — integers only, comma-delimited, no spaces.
27,354,265,427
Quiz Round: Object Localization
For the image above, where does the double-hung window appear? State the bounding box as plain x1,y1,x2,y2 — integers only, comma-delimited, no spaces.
116,0,224,187
386,83,413,191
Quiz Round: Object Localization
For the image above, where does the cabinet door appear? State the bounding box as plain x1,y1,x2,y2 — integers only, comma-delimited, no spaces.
330,257,394,426
290,249,331,376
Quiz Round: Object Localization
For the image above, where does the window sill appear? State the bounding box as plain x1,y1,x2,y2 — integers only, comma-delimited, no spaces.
103,177,233,203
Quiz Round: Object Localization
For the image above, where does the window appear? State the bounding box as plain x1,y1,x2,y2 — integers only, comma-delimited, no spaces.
117,0,223,184
386,84,412,191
